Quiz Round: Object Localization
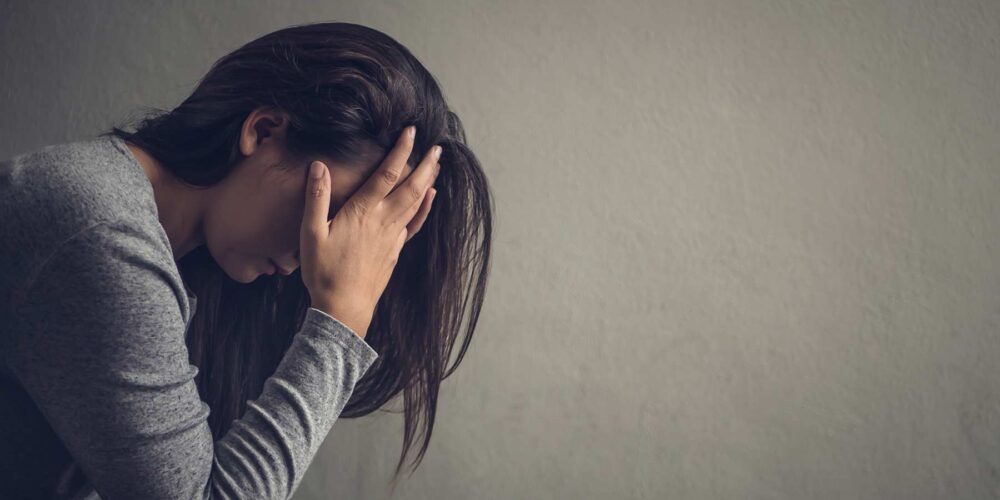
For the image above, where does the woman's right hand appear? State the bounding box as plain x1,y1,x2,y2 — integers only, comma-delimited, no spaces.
299,125,440,338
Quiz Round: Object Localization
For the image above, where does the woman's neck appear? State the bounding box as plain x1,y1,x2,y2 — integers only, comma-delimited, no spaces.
124,141,208,260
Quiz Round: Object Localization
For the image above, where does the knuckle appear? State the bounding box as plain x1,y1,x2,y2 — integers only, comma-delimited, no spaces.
406,184,424,204
381,167,401,186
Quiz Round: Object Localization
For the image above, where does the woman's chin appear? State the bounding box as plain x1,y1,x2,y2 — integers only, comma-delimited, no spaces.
228,266,260,284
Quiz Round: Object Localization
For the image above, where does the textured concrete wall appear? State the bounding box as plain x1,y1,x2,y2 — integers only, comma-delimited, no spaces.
3,1,999,499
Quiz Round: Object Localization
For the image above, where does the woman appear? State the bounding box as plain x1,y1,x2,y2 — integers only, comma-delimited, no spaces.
0,21,492,499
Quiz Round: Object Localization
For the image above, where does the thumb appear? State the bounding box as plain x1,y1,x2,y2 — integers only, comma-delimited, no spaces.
302,161,331,237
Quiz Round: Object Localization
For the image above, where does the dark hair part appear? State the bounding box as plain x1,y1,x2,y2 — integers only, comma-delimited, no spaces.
99,21,492,486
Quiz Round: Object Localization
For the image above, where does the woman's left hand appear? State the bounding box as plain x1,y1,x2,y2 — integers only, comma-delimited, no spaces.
404,178,437,242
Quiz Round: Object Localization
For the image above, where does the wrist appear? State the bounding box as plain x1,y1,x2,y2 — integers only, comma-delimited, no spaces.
311,298,372,339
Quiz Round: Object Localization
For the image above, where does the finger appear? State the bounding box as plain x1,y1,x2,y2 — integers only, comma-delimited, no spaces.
386,146,440,227
351,125,416,214
405,187,436,242
405,187,435,241
387,163,417,197
302,161,331,237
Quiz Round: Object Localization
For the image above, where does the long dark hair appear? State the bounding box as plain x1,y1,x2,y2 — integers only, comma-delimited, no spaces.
98,21,492,485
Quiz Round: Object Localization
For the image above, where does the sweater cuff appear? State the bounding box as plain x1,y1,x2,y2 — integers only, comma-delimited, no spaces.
304,307,379,364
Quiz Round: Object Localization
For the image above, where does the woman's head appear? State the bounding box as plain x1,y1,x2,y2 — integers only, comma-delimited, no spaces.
101,21,492,485
143,104,417,284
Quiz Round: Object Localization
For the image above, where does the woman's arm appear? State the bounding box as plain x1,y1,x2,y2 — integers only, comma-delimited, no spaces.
7,218,378,499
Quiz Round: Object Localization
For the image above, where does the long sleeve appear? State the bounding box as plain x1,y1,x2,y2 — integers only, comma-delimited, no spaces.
6,219,378,499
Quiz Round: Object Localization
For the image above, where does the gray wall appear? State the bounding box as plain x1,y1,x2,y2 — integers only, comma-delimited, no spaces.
3,1,999,499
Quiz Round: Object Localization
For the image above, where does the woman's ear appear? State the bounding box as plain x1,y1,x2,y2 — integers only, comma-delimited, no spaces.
239,107,290,157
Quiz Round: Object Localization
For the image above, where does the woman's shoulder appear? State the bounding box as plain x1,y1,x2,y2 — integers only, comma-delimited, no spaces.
0,135,168,295
1,134,158,225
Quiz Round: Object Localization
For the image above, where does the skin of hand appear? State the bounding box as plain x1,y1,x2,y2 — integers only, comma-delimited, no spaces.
127,108,437,295
300,125,440,337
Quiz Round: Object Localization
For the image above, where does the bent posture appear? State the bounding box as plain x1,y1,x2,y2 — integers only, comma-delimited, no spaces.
0,22,493,499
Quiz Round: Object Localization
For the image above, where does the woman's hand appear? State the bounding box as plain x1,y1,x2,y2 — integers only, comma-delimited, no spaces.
299,126,440,338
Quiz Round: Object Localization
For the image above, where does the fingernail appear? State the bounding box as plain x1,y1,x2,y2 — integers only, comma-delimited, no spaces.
407,125,416,139
310,162,324,179
433,145,441,158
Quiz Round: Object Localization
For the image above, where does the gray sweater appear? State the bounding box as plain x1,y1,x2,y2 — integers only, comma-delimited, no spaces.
0,134,379,499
